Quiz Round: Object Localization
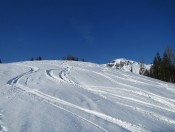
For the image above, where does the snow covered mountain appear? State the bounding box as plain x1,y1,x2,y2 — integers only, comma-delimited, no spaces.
106,58,151,74
0,60,175,132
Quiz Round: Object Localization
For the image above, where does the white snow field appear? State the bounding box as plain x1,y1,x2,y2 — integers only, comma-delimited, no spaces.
0,60,175,132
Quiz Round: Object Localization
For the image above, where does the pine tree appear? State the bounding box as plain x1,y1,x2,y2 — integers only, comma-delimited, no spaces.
66,55,75,61
148,48,175,83
36,56,42,61
162,51,170,82
171,54,175,83
150,52,162,79
144,69,150,76
163,47,175,83
139,57,145,75
0,59,2,63
156,52,162,80
130,65,133,72
152,57,158,78
30,58,34,61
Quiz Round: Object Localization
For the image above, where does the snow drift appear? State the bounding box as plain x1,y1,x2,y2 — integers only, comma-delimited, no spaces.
0,60,175,132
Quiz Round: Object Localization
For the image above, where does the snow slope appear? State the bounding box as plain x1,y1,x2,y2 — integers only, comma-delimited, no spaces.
0,60,175,132
106,58,151,74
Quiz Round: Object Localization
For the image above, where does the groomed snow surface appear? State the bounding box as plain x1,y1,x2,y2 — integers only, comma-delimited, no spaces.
0,60,175,132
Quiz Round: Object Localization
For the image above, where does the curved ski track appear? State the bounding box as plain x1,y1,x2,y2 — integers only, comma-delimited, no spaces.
70,66,175,112
7,65,109,132
6,62,175,132
44,63,175,127
47,65,175,125
6,64,148,132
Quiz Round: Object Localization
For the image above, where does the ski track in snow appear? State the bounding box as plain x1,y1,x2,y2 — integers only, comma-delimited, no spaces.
4,64,120,131
48,64,175,125
46,69,63,82
70,66,175,111
2,61,175,131
120,73,175,93
5,63,149,132
82,85,175,126
43,63,175,122
44,63,175,128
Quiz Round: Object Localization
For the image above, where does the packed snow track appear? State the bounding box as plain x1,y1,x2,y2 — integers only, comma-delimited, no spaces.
0,60,175,132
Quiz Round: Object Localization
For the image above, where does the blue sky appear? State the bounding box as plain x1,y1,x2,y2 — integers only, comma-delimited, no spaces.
0,0,175,64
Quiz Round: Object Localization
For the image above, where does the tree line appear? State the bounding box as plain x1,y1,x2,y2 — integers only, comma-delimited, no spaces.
62,55,86,62
0,55,86,63
144,47,175,83
29,55,86,62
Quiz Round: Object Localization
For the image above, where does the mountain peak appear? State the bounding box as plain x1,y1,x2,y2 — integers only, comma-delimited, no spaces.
106,58,150,74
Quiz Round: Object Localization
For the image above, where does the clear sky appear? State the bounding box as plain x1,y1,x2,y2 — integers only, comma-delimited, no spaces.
0,0,175,64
